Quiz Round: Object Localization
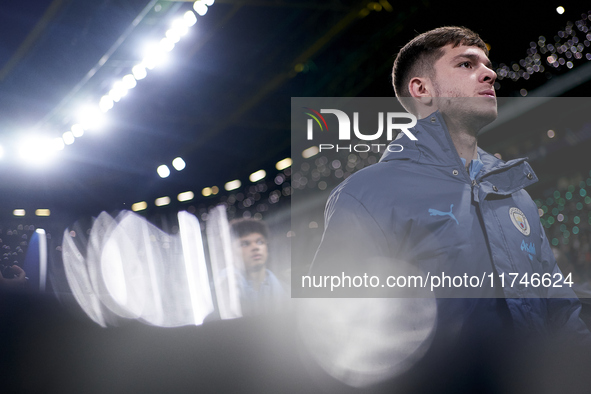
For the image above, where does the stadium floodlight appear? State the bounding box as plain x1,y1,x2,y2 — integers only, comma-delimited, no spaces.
249,169,266,182
53,138,65,151
276,158,292,170
122,74,137,90
35,209,51,217
13,209,25,217
160,37,175,52
132,64,147,80
172,157,186,171
224,179,241,191
63,131,75,145
155,196,171,207
178,191,194,202
193,2,208,16
77,106,105,131
171,18,189,35
183,11,197,26
131,201,148,212
71,124,84,138
18,136,57,165
202,187,212,197
99,95,114,112
157,165,171,178
166,29,181,44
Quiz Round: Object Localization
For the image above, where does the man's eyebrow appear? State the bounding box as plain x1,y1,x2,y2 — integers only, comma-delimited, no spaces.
451,53,493,69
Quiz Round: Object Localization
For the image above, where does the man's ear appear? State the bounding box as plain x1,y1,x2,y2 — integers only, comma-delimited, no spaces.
408,77,433,105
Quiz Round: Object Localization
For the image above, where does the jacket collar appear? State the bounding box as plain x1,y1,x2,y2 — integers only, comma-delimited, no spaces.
380,110,538,194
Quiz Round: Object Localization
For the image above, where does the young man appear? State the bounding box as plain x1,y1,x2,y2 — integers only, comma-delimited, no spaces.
230,218,286,315
310,26,590,342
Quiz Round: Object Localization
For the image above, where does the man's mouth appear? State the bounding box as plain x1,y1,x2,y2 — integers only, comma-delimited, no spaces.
479,89,495,98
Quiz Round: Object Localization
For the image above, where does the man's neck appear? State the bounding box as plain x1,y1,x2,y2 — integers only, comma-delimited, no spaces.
246,267,267,291
441,113,478,169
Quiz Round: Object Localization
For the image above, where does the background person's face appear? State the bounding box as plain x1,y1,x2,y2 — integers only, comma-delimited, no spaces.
236,232,268,272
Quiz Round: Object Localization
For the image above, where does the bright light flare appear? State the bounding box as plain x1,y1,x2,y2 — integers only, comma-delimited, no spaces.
249,169,266,182
53,138,65,151
556,6,565,14
132,64,147,80
166,29,181,44
160,37,175,52
63,131,75,145
224,179,241,191
71,124,84,138
77,106,105,131
172,157,186,171
99,95,114,112
122,74,137,90
142,42,169,70
157,165,171,178
35,209,51,217
183,11,197,26
298,297,437,388
202,187,212,197
171,18,189,36
193,1,208,16
19,136,58,165
13,209,25,217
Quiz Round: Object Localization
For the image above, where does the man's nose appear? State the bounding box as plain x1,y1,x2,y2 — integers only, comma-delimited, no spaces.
481,65,497,84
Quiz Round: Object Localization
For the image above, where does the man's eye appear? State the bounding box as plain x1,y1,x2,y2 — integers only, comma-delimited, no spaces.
459,61,471,68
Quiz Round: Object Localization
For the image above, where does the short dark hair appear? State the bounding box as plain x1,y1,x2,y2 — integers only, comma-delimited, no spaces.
392,26,488,111
230,218,269,239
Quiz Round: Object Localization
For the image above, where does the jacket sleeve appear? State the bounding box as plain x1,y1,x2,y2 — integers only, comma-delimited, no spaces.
541,221,591,343
308,185,394,296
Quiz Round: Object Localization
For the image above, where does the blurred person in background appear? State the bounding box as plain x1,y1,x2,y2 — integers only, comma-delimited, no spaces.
230,218,287,315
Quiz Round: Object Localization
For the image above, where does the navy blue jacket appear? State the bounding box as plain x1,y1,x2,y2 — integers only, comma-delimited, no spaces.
311,110,591,341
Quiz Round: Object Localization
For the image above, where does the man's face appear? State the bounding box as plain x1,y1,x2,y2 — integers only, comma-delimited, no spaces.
429,44,498,126
236,232,268,272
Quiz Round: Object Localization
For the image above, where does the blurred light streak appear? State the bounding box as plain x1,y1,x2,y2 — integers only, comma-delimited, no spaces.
62,228,107,327
207,205,242,319
13,209,25,217
178,211,214,325
202,187,212,197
